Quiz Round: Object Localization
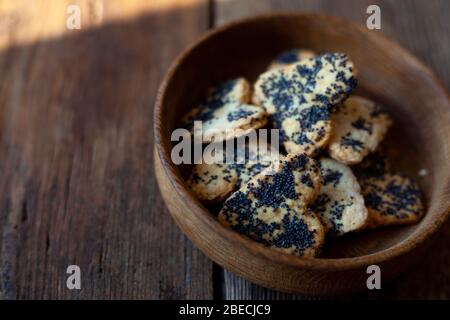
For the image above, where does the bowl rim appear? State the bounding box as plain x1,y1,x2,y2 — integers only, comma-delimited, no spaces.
153,12,450,271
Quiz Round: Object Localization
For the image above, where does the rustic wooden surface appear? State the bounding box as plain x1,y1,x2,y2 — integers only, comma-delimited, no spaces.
0,0,213,299
0,0,449,299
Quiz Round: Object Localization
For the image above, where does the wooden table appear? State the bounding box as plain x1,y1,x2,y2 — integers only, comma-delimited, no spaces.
0,0,449,299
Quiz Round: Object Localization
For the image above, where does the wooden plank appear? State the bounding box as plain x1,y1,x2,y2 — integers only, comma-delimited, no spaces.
214,0,450,299
0,0,213,299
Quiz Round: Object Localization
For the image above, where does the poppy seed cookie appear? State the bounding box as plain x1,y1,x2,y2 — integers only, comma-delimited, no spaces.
191,102,268,142
183,78,267,143
353,154,424,228
312,158,368,236
187,141,282,203
218,154,324,257
253,53,358,156
183,78,251,124
268,48,316,70
359,174,423,228
328,96,392,165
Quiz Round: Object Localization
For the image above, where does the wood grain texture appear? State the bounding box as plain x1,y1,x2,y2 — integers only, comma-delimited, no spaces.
0,0,213,299
1,0,450,300
214,0,450,299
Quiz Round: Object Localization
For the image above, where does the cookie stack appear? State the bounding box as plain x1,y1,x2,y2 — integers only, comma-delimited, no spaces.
183,49,424,257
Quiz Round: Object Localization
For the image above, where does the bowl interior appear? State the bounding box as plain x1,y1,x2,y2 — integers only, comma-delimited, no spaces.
157,14,450,259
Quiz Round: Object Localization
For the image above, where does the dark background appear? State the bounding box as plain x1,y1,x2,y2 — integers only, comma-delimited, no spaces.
0,0,449,299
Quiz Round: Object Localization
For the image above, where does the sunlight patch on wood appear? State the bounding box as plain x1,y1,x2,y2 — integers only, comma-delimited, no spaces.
0,0,202,50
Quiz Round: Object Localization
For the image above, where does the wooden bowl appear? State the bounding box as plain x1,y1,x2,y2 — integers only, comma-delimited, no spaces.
153,13,450,295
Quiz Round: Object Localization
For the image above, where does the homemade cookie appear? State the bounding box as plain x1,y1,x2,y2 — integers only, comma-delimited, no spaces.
353,154,424,228
359,174,424,228
183,78,267,142
268,48,316,70
183,78,251,124
218,154,324,256
191,102,268,142
328,96,392,165
312,158,368,236
187,141,282,203
253,53,358,156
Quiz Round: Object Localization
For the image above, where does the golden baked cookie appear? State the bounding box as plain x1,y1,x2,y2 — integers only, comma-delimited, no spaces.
218,154,324,257
353,153,424,228
312,158,368,236
253,53,358,156
183,78,267,143
187,141,281,203
328,96,392,165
